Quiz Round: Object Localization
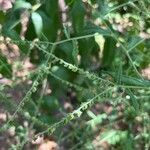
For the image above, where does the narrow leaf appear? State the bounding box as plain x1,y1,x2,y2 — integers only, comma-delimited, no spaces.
31,12,43,37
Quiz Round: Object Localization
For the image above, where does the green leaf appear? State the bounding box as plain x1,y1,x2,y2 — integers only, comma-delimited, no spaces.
81,22,111,36
41,96,59,113
14,0,32,10
97,0,110,16
106,71,150,87
0,12,5,24
0,53,12,78
43,0,60,41
116,63,123,85
49,66,71,97
57,42,74,64
100,130,128,145
31,12,43,37
127,36,145,52
45,0,58,18
71,0,85,33
25,17,37,40
102,36,116,67
126,89,140,110
72,40,79,65
78,37,99,68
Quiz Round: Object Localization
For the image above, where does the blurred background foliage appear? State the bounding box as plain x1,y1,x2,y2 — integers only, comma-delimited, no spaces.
0,0,150,149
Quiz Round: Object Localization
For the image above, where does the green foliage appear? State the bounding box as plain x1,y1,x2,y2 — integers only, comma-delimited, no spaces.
100,130,128,145
31,12,43,37
0,0,150,149
71,0,85,33
0,53,12,78
102,36,116,67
